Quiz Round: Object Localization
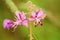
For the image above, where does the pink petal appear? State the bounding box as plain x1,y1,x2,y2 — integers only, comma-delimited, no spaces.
37,10,43,17
15,11,21,20
41,14,46,19
31,11,36,17
22,19,28,27
29,16,35,21
15,19,22,25
3,19,14,29
21,12,26,20
36,18,40,24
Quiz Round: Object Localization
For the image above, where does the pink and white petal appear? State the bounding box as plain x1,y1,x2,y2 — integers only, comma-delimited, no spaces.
29,16,35,21
22,19,28,27
15,11,21,19
15,19,22,25
21,12,26,20
41,14,46,19
31,11,36,17
36,18,40,24
37,10,43,17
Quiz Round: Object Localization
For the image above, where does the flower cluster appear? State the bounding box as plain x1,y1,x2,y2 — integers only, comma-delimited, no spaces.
29,9,46,27
3,9,46,31
3,11,28,32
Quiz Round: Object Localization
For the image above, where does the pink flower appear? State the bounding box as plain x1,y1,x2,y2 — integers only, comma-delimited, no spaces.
15,11,28,27
3,19,14,29
29,10,46,27
3,11,28,31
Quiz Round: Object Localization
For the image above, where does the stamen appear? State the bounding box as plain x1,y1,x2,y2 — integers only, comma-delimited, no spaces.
39,22,43,26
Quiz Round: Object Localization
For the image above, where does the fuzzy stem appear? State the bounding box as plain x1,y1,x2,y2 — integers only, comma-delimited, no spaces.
28,12,32,40
26,1,34,40
29,21,32,40
28,11,32,40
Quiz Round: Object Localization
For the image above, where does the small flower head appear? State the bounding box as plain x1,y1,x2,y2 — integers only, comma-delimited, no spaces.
3,11,28,32
29,9,46,27
3,19,14,29
15,11,28,27
21,12,28,27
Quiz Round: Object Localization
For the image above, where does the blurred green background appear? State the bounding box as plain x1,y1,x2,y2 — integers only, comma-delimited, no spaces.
0,0,60,40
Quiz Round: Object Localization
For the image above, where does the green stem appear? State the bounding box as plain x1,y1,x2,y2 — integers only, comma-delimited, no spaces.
5,0,18,13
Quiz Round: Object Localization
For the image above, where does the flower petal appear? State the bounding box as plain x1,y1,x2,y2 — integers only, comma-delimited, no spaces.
35,18,40,24
31,11,36,17
15,11,21,20
37,10,43,18
22,19,28,27
15,19,22,25
29,16,35,21
21,12,26,20
3,19,14,29
41,14,46,19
